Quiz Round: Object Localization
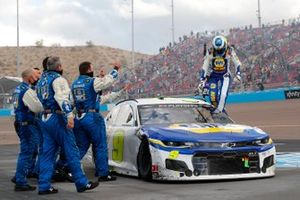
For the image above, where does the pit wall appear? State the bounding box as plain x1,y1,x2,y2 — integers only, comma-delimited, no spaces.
1,87,299,117
226,87,300,104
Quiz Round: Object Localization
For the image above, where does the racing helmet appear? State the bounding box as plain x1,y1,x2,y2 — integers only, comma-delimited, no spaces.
212,35,228,56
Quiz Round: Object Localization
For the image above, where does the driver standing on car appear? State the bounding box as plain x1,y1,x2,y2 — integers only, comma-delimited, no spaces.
198,35,242,113
71,61,120,182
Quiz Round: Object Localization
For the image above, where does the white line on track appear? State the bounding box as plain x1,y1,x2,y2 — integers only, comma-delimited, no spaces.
255,125,300,128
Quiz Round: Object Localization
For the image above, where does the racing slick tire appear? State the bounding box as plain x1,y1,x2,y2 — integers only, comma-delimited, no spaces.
137,138,152,181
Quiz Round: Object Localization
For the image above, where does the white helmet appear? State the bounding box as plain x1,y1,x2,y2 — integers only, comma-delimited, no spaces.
212,35,228,56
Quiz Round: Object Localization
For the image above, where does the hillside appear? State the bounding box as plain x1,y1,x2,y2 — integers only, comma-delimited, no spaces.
0,46,151,81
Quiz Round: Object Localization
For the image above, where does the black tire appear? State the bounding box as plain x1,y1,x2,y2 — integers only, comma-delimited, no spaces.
137,138,152,181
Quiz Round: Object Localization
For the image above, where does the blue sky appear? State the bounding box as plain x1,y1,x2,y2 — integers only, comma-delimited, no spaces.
0,0,299,54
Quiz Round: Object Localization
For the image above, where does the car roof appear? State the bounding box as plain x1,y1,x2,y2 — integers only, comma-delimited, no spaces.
117,97,210,106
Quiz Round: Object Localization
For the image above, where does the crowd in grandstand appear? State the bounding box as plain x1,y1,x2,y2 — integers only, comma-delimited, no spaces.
118,18,300,98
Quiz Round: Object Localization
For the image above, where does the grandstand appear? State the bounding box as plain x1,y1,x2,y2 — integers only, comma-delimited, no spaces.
0,18,299,100
120,17,300,98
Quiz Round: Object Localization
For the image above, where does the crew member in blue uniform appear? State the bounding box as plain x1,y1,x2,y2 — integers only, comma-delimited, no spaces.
28,60,49,178
26,67,42,178
12,68,43,191
71,61,120,181
11,68,42,184
39,57,73,182
36,56,98,195
198,35,242,113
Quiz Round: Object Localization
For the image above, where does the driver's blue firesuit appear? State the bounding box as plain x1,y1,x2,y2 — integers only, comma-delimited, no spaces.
36,71,89,192
200,47,241,113
71,70,118,177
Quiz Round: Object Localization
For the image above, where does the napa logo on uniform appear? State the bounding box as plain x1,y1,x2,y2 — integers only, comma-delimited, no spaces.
213,57,226,71
210,83,216,89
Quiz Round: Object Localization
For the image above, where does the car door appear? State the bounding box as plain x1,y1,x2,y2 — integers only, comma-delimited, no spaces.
106,105,122,161
107,103,141,175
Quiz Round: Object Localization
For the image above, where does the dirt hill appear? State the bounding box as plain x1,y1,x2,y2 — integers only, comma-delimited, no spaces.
0,46,151,81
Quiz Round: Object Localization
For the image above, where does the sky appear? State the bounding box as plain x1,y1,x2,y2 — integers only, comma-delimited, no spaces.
0,0,299,54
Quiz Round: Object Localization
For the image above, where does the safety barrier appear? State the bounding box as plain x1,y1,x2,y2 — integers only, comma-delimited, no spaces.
0,109,13,117
227,87,300,103
1,87,299,117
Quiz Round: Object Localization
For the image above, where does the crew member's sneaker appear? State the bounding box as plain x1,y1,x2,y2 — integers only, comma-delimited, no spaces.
77,181,99,193
15,184,36,191
98,174,117,182
65,172,74,183
52,170,66,182
57,167,74,182
11,176,16,184
38,187,58,195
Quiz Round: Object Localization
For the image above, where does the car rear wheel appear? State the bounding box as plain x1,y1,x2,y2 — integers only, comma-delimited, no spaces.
137,138,152,181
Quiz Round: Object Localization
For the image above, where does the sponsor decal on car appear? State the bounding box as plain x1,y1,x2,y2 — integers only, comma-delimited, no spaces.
168,124,245,134
112,130,125,163
284,89,300,99
168,150,179,159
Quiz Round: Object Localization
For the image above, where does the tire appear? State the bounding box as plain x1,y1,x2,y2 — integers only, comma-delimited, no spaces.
137,138,152,181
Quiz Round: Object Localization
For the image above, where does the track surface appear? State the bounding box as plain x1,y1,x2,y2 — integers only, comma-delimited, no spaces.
0,99,299,200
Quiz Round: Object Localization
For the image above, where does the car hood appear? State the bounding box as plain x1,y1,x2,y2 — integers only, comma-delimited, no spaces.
141,123,269,143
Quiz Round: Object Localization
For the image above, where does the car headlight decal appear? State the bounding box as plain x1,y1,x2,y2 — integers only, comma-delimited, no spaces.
252,137,273,146
161,140,230,148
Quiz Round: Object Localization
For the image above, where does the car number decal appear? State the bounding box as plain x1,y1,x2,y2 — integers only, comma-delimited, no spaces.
112,130,125,163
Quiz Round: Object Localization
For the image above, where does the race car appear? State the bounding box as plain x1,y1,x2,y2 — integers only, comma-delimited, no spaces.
100,97,276,181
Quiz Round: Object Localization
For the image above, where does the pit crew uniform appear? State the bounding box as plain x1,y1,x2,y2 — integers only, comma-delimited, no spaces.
12,82,43,187
36,71,90,192
200,47,241,113
93,88,125,177
28,84,43,177
71,70,118,178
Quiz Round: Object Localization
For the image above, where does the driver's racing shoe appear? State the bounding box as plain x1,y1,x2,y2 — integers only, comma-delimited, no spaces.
38,187,58,195
98,174,117,182
77,181,99,193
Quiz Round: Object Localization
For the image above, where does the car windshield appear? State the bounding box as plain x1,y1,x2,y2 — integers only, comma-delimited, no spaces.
138,104,233,125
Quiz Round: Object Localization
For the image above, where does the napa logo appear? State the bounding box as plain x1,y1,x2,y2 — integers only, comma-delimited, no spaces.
213,57,225,69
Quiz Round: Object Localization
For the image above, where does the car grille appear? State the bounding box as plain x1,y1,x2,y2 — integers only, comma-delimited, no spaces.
192,151,260,175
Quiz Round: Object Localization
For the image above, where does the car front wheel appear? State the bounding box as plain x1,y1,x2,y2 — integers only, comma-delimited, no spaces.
137,138,152,181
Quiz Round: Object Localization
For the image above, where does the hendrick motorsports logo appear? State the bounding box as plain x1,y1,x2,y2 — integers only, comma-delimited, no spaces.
284,89,300,99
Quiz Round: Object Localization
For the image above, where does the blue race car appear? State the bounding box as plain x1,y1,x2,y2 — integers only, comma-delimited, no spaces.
96,97,276,181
